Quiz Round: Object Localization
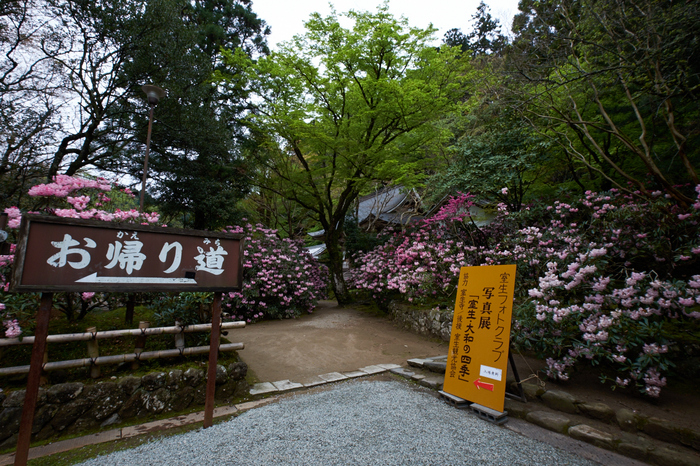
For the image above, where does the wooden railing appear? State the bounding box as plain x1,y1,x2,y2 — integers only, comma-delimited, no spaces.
0,321,245,377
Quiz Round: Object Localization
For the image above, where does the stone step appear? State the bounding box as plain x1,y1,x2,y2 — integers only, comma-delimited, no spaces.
403,356,700,466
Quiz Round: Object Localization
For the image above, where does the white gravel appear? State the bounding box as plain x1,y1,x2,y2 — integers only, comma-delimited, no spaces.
77,380,597,466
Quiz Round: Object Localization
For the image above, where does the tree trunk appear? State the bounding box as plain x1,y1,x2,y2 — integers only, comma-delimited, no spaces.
326,237,351,305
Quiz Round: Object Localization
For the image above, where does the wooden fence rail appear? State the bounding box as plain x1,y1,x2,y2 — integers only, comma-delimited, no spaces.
0,321,245,377
0,321,245,346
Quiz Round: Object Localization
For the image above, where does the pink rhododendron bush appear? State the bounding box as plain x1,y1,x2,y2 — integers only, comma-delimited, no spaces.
349,187,700,397
223,223,328,321
1,175,160,337
1,177,329,336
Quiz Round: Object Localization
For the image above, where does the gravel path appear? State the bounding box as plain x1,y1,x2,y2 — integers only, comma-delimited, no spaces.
78,380,597,466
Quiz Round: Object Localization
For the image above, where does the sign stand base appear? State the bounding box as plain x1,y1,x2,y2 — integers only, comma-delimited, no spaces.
504,348,527,403
469,403,508,425
438,390,470,409
438,391,509,425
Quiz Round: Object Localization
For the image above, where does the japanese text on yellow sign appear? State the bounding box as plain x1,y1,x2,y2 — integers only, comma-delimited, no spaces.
443,264,516,413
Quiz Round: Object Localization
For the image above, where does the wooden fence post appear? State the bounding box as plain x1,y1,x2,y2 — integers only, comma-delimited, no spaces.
86,326,100,379
174,321,185,353
132,321,150,370
203,294,222,428
40,346,48,386
14,292,53,466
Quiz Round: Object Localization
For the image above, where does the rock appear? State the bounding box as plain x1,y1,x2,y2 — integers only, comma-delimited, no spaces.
616,408,643,433
118,376,141,396
643,416,681,446
2,390,25,408
0,434,18,450
647,445,700,466
227,362,247,380
120,388,171,417
215,365,228,384
407,358,425,368
166,370,183,389
423,360,447,373
678,428,700,452
525,411,572,434
100,413,121,428
183,368,204,387
193,384,207,406
47,382,84,404
141,372,167,391
50,398,92,432
521,382,544,401
541,390,579,414
216,380,241,401
617,442,651,462
32,404,58,435
3,389,46,408
0,408,21,442
568,424,616,450
83,383,126,421
168,386,195,412
142,388,170,414
119,390,148,420
68,416,100,433
578,402,616,424
418,376,443,390
504,399,533,419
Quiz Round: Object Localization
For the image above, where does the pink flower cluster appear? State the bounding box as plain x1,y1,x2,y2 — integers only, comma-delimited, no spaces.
1,175,161,335
27,174,111,197
2,318,20,338
23,175,160,225
221,223,328,321
349,184,700,397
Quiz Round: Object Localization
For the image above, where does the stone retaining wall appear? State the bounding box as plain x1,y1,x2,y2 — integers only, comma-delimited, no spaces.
0,362,248,449
388,301,453,341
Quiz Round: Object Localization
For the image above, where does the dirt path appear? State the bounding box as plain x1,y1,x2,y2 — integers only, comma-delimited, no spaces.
231,300,448,384
231,299,700,432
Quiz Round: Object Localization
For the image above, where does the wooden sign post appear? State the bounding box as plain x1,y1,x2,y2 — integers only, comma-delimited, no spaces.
9,215,243,465
442,264,517,413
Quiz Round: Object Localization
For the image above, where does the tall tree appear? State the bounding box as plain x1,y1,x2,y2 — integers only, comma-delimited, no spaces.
443,2,506,56
220,5,472,303
0,0,269,230
0,0,64,206
466,1,506,56
44,0,142,180
119,0,269,229
509,0,700,205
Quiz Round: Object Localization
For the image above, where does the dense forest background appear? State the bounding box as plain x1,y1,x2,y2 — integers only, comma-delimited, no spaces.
2,0,697,303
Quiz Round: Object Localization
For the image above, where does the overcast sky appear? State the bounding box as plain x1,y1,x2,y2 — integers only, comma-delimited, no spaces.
250,0,522,50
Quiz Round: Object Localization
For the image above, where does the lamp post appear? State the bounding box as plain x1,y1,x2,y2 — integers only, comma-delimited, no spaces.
140,84,165,212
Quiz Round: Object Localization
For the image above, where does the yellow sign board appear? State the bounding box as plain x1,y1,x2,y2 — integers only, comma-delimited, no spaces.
443,264,517,413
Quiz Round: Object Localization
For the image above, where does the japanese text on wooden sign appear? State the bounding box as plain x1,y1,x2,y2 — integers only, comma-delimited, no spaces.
10,215,242,293
442,264,517,413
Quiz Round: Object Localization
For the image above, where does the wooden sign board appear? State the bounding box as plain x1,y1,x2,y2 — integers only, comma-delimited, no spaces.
442,264,517,413
10,215,243,293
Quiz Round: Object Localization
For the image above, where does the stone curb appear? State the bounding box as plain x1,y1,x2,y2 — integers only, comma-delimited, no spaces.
0,398,276,466
0,363,404,463
248,363,402,396
403,356,700,466
506,386,700,466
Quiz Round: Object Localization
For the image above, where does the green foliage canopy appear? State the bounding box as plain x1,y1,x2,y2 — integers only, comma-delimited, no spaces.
509,0,700,205
219,5,473,302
